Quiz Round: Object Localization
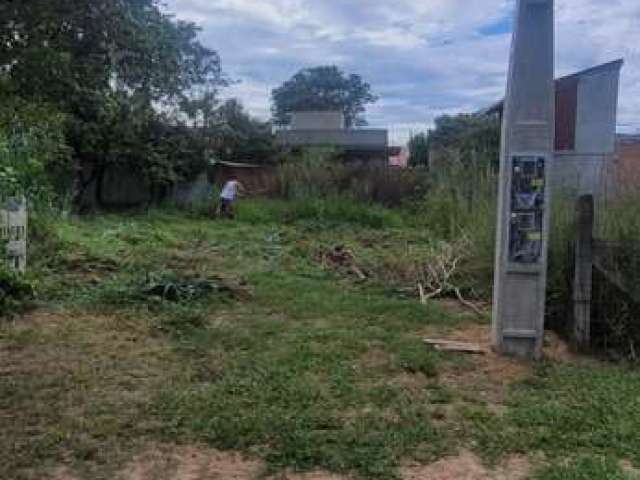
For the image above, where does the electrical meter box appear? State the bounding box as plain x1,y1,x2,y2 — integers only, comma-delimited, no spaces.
508,156,546,264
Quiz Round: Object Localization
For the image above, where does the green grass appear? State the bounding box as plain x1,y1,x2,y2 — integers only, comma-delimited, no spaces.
532,456,634,480
2,198,640,479
469,364,640,465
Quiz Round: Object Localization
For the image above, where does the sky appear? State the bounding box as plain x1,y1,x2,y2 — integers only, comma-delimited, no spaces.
163,0,640,145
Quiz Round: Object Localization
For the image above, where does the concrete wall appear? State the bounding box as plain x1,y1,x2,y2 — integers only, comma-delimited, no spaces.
552,153,609,196
574,69,619,154
276,129,388,151
290,111,345,130
553,64,621,197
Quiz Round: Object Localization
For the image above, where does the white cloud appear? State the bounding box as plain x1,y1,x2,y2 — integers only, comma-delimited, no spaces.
164,0,640,140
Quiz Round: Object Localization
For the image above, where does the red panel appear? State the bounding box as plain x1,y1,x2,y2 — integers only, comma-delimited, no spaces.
555,78,578,151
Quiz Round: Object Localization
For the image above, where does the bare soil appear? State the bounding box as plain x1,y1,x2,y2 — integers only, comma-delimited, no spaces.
401,450,531,480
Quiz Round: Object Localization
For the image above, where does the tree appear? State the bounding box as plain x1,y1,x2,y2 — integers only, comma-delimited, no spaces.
271,66,378,128
0,0,228,206
214,99,277,164
427,114,500,169
408,133,430,168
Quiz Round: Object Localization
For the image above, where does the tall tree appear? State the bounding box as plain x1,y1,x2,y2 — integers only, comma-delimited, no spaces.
428,114,501,169
0,0,228,206
408,133,430,168
271,66,378,128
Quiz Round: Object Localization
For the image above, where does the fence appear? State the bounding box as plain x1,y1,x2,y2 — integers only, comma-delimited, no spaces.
572,194,640,354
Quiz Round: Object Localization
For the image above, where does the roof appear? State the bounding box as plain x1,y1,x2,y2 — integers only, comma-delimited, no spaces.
617,134,640,145
211,160,266,169
479,59,624,116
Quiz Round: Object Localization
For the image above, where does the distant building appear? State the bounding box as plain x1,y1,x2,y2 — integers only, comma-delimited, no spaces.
276,110,391,165
482,59,624,197
613,134,640,192
389,147,409,168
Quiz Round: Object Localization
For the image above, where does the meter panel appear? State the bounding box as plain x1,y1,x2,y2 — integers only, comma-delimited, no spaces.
508,156,546,264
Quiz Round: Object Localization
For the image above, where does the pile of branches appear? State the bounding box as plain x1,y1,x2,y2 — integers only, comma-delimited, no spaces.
415,238,484,315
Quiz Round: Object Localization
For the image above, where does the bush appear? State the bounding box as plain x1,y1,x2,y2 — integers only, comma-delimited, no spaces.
0,266,35,318
0,96,71,206
275,147,428,207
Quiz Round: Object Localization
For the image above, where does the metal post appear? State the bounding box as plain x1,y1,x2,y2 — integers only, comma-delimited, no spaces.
492,0,555,359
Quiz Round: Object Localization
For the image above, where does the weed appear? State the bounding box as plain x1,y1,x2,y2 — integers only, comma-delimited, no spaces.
470,364,640,464
533,456,633,480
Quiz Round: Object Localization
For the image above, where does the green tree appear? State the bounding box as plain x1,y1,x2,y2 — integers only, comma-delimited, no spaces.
427,114,500,169
408,132,430,168
0,0,227,206
214,99,277,164
271,66,378,128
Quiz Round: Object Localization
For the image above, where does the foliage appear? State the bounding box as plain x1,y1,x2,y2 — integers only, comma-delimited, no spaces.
0,96,71,203
427,114,501,170
470,364,640,466
0,266,35,318
0,0,228,205
213,99,278,164
533,456,633,480
276,147,428,207
408,132,430,168
271,66,378,127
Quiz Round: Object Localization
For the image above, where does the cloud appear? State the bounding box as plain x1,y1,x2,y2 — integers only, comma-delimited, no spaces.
164,0,640,142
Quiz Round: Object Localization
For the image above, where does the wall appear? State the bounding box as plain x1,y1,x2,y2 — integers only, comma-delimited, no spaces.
611,138,640,194
553,64,622,198
290,111,345,130
276,129,388,150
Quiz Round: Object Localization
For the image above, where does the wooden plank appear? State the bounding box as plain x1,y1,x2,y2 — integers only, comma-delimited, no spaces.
424,339,487,355
573,195,594,350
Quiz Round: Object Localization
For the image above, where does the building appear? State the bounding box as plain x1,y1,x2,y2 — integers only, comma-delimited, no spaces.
482,59,624,198
613,134,640,192
275,111,391,165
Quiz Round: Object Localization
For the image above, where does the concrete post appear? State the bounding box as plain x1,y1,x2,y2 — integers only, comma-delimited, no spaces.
1,197,28,273
492,0,555,359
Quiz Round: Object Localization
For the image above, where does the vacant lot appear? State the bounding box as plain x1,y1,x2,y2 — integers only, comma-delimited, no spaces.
2,201,639,479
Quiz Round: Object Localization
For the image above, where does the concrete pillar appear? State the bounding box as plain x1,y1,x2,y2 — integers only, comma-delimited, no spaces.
1,197,28,273
492,0,555,359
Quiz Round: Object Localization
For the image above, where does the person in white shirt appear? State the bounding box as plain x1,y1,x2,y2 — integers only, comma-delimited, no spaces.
218,177,244,219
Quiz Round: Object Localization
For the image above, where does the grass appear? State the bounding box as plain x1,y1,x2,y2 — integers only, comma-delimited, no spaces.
2,197,640,479
469,363,640,465
532,456,634,480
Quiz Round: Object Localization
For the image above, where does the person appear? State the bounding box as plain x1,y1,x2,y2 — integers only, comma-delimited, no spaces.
218,177,244,219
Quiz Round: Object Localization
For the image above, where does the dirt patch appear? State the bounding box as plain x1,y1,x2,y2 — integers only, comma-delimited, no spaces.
268,471,347,480
358,348,392,370
389,371,429,391
119,445,265,480
435,324,530,404
433,323,580,405
401,450,530,480
621,460,640,478
544,331,579,363
49,466,82,480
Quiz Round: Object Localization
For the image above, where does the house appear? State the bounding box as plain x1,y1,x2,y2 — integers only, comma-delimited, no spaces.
275,111,391,166
482,59,624,198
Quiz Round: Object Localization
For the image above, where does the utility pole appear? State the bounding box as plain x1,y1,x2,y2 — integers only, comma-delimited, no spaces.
492,0,555,359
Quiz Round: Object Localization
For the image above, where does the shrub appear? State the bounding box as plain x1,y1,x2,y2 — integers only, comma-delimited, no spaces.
275,147,428,207
0,266,35,318
0,97,71,206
